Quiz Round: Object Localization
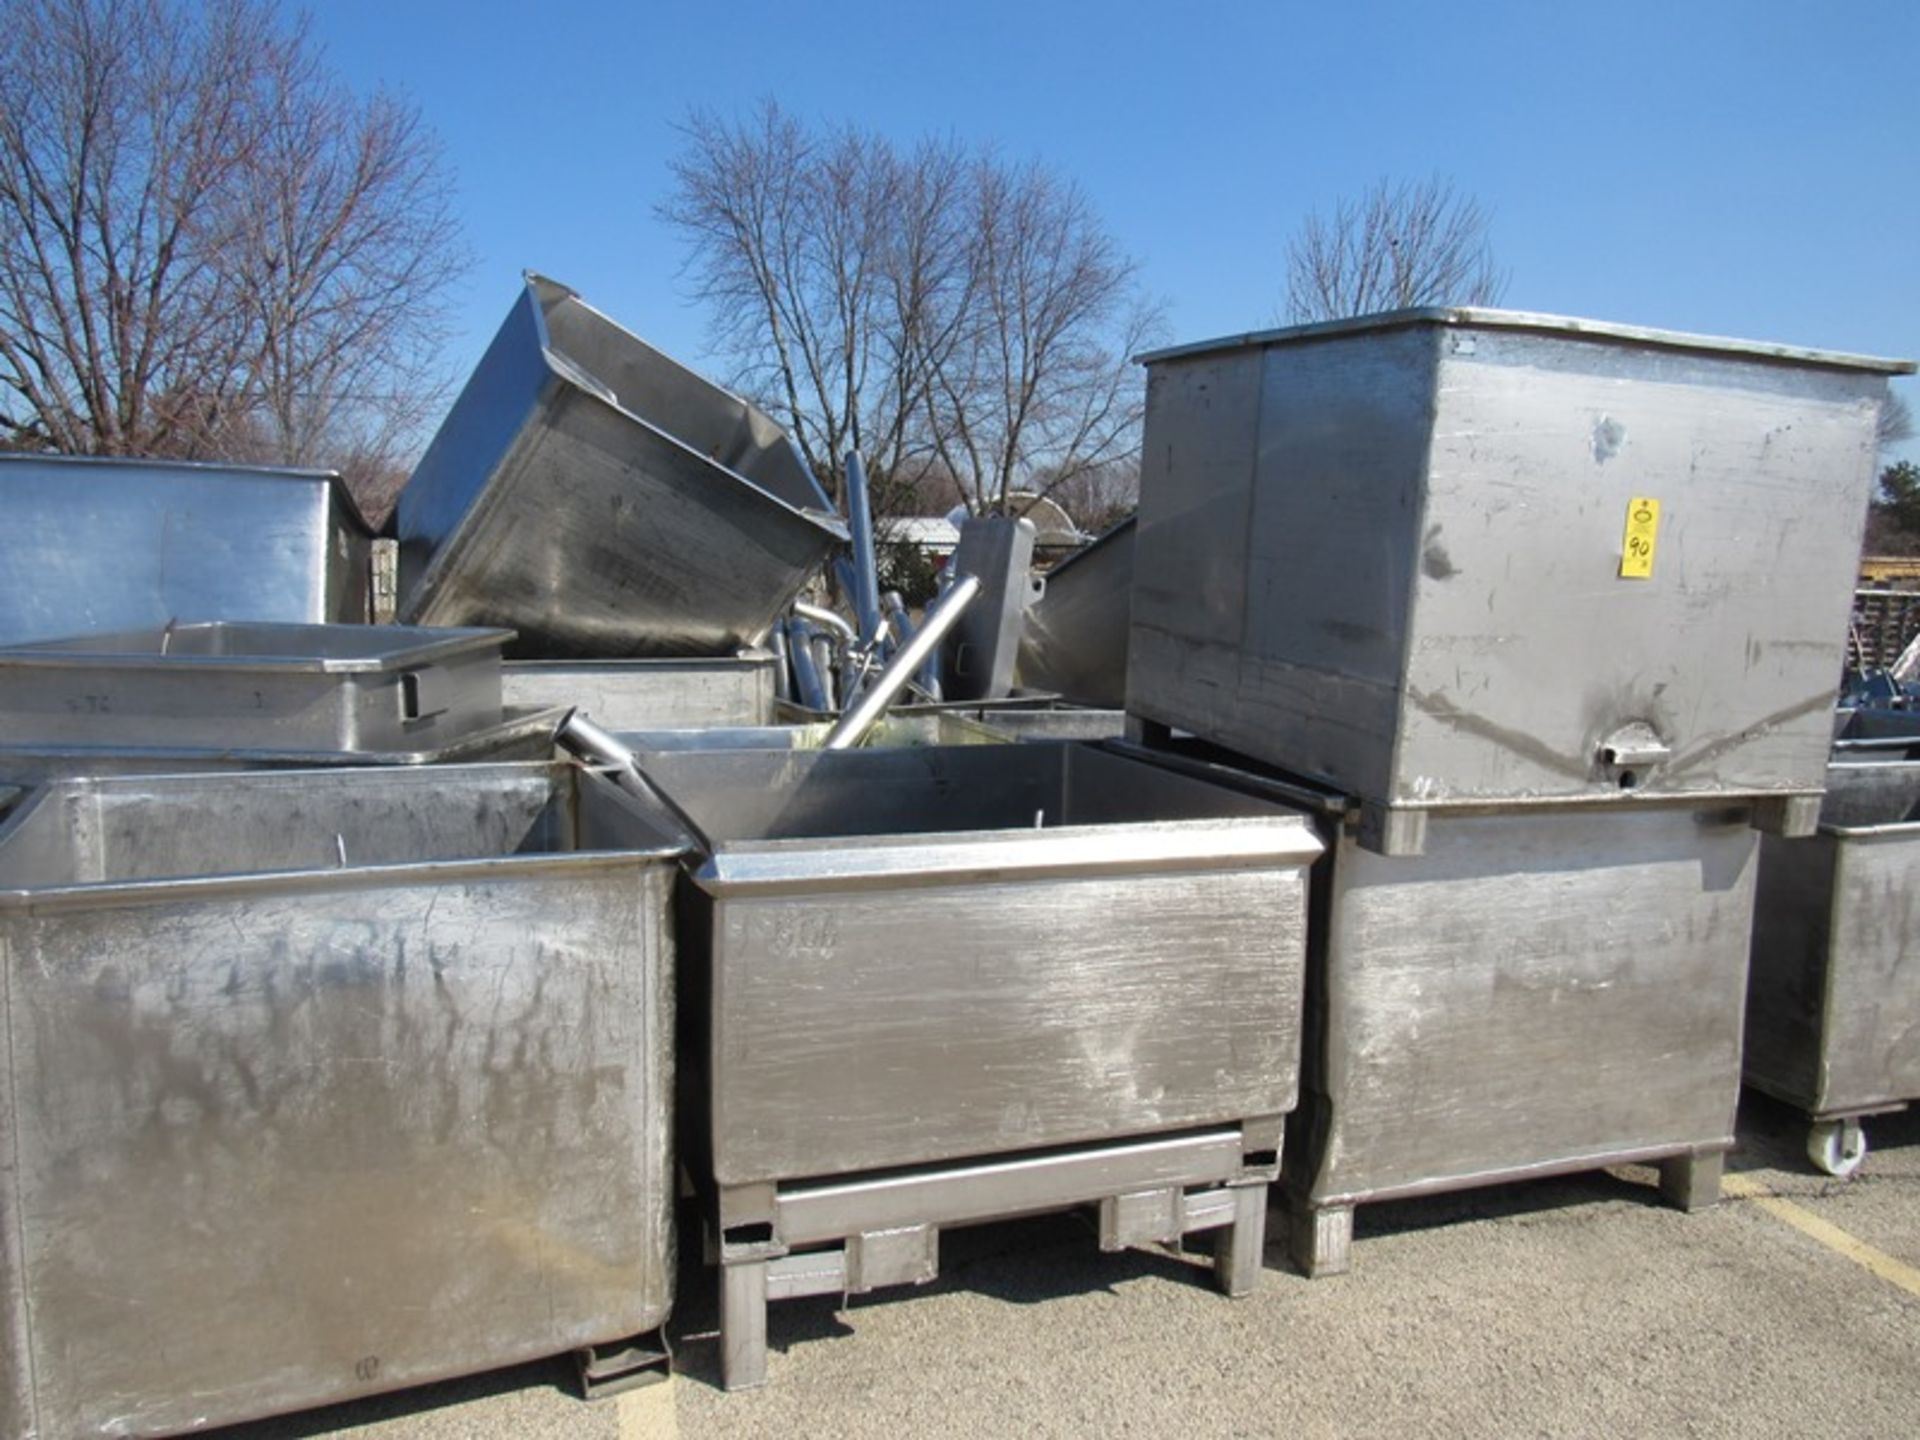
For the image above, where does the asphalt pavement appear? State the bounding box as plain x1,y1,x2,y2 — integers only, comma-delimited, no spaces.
218,1093,1920,1440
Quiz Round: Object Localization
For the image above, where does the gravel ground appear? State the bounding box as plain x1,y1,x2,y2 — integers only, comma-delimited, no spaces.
218,1094,1920,1440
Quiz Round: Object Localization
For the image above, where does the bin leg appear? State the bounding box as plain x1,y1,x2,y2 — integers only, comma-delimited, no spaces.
1658,1148,1723,1213
720,1258,769,1392
1288,1201,1353,1278
1213,1183,1269,1296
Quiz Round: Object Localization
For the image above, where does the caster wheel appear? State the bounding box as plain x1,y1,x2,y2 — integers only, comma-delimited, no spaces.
1807,1118,1867,1178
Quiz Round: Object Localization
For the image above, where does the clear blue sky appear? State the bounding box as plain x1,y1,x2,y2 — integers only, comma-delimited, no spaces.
306,0,1919,460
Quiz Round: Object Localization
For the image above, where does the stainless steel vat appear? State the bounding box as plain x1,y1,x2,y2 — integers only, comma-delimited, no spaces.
0,454,373,646
0,762,684,1437
0,621,511,751
397,274,848,657
1129,310,1913,854
1746,760,1920,1176
635,743,1321,1387
502,653,780,729
1017,515,1134,707
1107,740,1755,1277
0,706,564,788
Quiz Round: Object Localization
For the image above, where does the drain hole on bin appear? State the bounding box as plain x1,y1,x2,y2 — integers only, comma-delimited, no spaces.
1244,1150,1279,1168
1618,771,1639,790
723,1223,773,1246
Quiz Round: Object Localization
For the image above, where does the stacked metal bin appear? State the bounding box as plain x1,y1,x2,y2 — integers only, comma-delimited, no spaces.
0,622,563,785
1125,308,1911,1274
622,742,1322,1389
0,762,685,1436
1747,751,1920,1175
0,454,374,646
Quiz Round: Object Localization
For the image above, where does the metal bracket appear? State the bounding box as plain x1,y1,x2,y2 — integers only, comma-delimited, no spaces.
1750,793,1822,839
575,1328,672,1399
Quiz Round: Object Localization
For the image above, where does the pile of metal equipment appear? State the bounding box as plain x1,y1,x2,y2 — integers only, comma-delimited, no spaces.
0,277,1911,1432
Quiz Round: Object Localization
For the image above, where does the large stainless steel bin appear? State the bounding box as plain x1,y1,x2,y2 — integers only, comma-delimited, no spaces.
0,621,511,751
503,652,780,729
0,454,374,646
635,743,1321,1388
0,762,684,1437
397,274,848,657
1747,760,1920,1176
1108,741,1756,1278
1128,310,1912,854
0,706,564,789
1017,514,1134,707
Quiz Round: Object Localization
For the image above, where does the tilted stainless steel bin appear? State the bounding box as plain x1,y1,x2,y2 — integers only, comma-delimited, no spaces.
0,454,374,646
1109,741,1757,1277
0,621,513,751
0,762,684,1437
1747,759,1920,1176
397,274,848,657
1017,514,1134,708
1129,310,1912,855
503,652,781,729
633,743,1321,1388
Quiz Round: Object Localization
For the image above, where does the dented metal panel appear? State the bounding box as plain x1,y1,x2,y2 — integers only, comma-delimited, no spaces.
0,763,682,1438
1747,762,1920,1120
1128,309,1910,831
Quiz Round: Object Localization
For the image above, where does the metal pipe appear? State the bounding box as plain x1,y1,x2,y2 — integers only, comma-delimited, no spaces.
825,574,979,749
556,709,706,845
786,619,830,712
844,452,885,646
809,634,838,710
768,626,793,704
792,601,857,646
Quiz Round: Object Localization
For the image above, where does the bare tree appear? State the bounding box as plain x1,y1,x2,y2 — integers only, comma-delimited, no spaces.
661,103,1158,517
662,103,970,503
0,0,465,505
1881,391,1914,454
1284,175,1507,324
922,158,1161,516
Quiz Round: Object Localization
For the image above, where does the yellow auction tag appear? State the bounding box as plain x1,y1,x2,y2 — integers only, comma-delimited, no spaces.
1620,497,1660,579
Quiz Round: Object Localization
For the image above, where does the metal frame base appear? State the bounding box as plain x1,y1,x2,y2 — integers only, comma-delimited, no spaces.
575,1328,672,1399
1288,1143,1730,1278
714,1125,1278,1390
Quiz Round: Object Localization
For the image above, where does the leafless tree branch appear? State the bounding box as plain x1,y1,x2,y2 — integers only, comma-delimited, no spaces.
1285,174,1507,323
0,0,468,519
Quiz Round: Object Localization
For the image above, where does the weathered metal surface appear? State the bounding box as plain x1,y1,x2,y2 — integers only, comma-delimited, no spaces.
397,273,846,657
1017,515,1134,707
1103,738,1755,1267
1128,309,1910,831
0,621,510,751
0,763,683,1438
1746,761,1920,1124
501,653,779,729
1298,804,1757,1212
639,743,1318,1185
0,454,373,646
0,706,564,789
942,517,1036,702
